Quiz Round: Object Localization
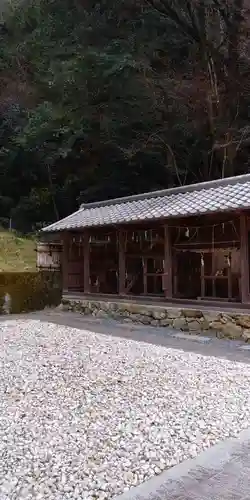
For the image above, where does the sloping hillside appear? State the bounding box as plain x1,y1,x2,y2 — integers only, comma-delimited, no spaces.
0,231,36,271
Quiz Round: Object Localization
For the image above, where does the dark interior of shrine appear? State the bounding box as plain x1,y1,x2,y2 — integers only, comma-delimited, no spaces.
65,213,247,303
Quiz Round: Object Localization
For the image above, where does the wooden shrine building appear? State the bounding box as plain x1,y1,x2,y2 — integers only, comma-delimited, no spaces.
42,174,250,307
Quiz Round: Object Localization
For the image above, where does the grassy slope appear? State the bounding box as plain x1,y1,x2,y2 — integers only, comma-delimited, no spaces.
0,231,36,272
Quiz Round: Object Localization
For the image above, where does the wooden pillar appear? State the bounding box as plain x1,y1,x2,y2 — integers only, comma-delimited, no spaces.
240,214,249,303
142,258,147,295
173,250,178,297
228,252,233,300
163,225,173,298
83,229,90,294
118,230,126,295
62,231,70,292
200,253,205,298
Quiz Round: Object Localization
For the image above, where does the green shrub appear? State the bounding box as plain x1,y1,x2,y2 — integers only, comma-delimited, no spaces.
0,271,62,314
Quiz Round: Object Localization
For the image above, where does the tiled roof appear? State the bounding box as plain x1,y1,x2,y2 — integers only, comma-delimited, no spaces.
42,174,250,232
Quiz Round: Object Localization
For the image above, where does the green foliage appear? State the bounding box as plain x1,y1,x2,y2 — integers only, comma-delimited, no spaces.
0,0,249,232
0,271,62,313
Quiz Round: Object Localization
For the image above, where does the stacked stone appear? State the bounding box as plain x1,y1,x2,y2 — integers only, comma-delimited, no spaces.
62,299,250,341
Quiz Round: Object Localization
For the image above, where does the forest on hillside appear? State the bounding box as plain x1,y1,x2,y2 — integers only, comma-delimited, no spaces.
0,0,249,232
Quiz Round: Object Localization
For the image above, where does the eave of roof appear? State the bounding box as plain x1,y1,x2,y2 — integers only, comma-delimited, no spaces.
42,173,250,232
80,173,250,209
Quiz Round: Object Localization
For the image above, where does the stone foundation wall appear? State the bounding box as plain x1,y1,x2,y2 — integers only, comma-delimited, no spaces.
61,298,250,342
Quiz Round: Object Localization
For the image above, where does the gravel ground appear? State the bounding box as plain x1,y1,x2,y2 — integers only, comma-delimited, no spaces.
1,319,250,500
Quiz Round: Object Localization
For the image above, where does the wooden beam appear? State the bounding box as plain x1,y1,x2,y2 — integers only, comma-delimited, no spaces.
118,230,126,295
83,229,90,293
240,214,249,303
163,225,173,298
62,231,69,292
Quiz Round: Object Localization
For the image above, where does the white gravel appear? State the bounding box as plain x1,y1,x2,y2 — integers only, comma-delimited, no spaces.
0,319,250,500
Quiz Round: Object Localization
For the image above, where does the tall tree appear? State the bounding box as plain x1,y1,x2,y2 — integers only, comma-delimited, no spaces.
0,0,250,231
146,0,250,179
